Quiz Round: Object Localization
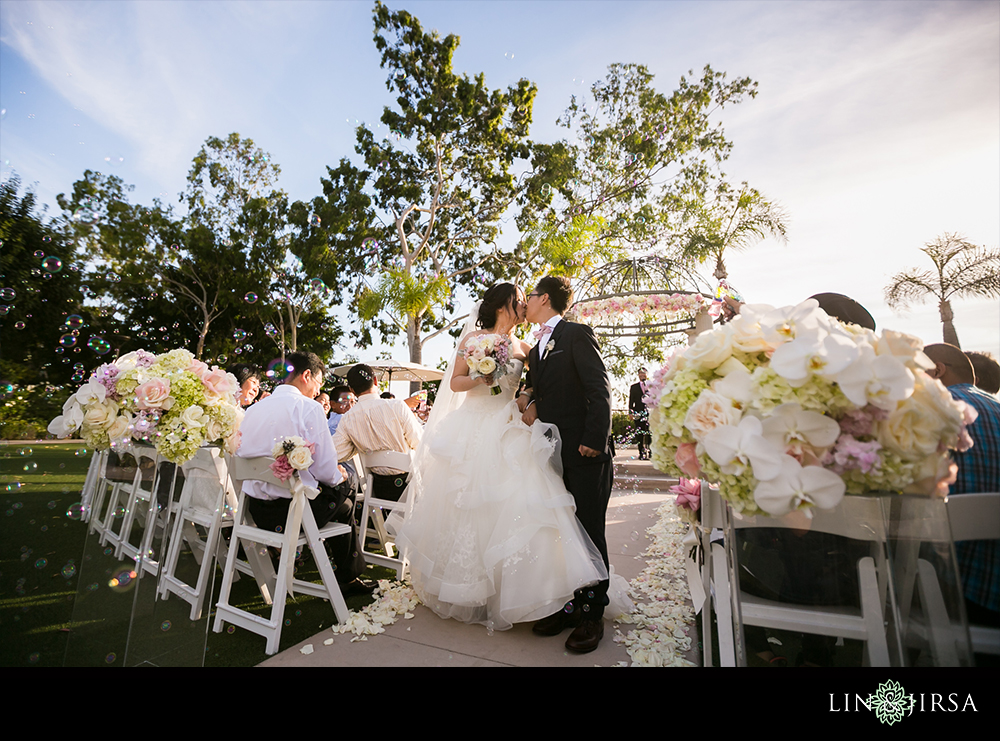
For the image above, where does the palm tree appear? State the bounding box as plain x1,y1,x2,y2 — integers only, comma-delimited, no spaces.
884,233,1000,348
679,181,789,282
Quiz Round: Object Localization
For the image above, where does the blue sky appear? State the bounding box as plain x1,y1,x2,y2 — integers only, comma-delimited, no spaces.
2,0,998,387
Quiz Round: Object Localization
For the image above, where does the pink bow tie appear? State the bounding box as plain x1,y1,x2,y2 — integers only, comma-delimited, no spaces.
533,325,553,341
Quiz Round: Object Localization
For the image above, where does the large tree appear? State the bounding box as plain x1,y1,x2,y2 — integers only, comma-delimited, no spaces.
57,135,340,364
0,177,94,386
543,63,760,268
885,233,1000,348
301,2,559,369
514,63,768,376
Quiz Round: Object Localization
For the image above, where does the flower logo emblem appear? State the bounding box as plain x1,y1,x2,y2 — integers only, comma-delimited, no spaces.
868,680,913,725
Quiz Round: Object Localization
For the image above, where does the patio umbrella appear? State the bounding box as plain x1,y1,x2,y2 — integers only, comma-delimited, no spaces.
331,361,444,385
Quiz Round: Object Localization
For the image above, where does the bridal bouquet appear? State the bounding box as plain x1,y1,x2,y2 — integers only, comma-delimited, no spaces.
270,436,316,481
646,299,976,517
48,348,244,464
464,333,515,396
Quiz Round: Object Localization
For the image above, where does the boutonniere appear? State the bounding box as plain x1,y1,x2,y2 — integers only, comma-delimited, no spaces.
545,339,556,355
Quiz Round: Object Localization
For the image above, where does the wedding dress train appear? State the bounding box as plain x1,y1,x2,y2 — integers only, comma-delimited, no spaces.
395,360,608,630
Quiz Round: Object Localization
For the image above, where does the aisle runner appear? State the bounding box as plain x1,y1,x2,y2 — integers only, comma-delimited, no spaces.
615,501,697,667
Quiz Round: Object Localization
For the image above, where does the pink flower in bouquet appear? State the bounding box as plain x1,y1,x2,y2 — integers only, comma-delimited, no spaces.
674,443,702,477
135,378,172,410
269,456,295,482
202,368,236,399
669,478,702,511
188,359,211,379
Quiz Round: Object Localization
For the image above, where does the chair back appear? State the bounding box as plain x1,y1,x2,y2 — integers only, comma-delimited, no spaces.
728,494,889,542
360,449,412,473
946,492,1000,542
229,455,290,494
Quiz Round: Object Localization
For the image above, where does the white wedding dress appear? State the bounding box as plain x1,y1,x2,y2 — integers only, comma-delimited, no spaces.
394,358,608,631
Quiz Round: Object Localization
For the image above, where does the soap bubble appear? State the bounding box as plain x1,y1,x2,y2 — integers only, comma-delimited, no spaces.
309,213,321,227
42,256,62,273
0,288,14,301
33,250,45,258
233,328,247,342
65,315,84,329
87,337,111,355
14,321,26,330
65,503,84,520
243,292,258,304
59,334,77,348
0,306,9,316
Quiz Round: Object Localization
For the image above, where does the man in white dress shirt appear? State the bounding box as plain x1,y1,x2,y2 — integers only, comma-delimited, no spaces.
334,364,422,502
238,351,371,595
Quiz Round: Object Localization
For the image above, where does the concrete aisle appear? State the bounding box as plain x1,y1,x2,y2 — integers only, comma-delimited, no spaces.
258,451,693,667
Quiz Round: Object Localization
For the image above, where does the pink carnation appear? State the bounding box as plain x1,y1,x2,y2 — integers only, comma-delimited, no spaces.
669,478,702,511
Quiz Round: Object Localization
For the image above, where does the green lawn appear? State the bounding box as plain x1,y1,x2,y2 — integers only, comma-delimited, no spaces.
1,442,389,667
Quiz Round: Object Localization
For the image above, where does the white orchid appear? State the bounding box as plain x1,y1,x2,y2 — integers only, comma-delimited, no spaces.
758,299,826,346
754,455,846,517
760,403,842,451
835,344,914,410
702,416,785,481
769,325,861,385
73,378,107,407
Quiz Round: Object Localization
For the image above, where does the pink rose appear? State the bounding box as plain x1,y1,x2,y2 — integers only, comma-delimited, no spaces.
674,443,702,477
202,368,236,400
188,359,211,379
135,378,172,410
269,456,295,482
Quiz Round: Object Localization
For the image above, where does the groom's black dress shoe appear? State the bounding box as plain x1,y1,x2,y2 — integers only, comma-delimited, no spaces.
565,619,604,653
532,606,583,636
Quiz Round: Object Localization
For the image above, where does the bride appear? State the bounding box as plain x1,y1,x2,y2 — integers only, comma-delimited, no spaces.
392,283,608,631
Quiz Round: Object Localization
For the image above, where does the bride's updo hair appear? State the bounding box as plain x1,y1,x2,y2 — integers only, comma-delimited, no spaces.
477,283,519,329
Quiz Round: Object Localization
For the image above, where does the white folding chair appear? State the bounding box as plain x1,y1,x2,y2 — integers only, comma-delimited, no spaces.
90,450,138,542
710,489,896,667
213,455,352,656
357,450,411,579
948,492,1000,658
102,445,160,563
908,492,1000,662
157,447,238,621
79,449,106,525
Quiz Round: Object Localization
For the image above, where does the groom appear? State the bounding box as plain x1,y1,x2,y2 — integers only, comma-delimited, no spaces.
520,275,614,653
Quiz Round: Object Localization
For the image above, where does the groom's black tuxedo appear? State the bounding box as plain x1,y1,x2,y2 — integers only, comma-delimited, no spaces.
527,319,613,617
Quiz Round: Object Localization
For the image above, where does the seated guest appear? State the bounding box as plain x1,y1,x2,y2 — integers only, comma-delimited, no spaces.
327,385,356,435
228,363,264,407
966,350,1000,395
316,392,331,416
237,351,372,596
334,364,422,502
923,344,1000,632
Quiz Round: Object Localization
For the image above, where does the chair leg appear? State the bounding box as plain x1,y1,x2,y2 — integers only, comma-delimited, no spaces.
712,542,736,667
859,556,891,667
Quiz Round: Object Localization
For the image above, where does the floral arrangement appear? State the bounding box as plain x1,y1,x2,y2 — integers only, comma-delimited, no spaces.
48,348,243,464
464,333,515,396
668,478,702,525
269,436,316,481
646,299,976,517
574,293,722,326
